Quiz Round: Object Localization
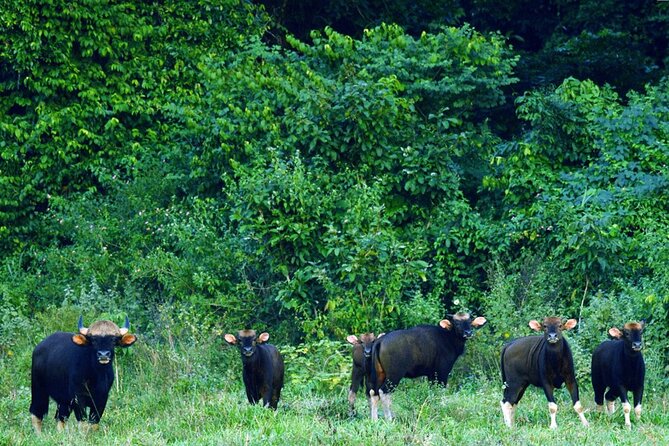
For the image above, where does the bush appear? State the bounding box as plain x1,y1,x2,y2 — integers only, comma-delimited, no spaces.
280,339,350,393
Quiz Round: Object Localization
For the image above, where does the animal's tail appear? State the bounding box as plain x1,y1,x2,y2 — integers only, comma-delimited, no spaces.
500,342,509,387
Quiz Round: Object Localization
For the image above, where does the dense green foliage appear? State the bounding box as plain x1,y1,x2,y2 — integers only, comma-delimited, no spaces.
258,0,669,95
0,0,263,248
1,0,668,405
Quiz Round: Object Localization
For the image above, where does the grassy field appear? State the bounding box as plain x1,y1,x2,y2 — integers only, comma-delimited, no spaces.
2,335,669,446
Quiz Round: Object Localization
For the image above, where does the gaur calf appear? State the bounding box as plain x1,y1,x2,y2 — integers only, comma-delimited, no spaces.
346,332,383,415
225,329,285,409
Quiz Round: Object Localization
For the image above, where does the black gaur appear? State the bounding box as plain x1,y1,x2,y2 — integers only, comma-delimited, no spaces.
500,317,588,429
369,313,487,420
591,321,645,427
224,329,285,409
30,316,137,433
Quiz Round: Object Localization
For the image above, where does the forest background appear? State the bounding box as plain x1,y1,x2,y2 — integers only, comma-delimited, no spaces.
1,0,669,443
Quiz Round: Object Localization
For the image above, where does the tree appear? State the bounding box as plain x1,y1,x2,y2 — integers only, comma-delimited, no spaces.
486,77,669,296
0,0,267,254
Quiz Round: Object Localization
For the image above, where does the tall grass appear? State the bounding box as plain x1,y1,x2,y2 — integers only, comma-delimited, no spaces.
2,316,669,445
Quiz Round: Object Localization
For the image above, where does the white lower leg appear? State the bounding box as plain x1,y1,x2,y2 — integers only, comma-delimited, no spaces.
548,402,558,429
369,390,379,421
574,401,589,427
596,404,604,413
57,420,66,432
348,389,356,408
622,402,631,427
607,400,616,415
501,401,514,427
634,404,642,420
379,390,393,421
31,415,43,434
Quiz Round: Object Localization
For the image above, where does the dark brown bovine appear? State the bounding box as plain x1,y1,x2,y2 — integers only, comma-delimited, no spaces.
346,332,383,415
500,317,588,429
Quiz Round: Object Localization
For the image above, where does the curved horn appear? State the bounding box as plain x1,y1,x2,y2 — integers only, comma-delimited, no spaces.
119,315,130,335
78,315,89,335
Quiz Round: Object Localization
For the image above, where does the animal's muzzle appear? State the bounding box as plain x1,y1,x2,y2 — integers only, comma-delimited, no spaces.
547,335,559,344
243,347,255,357
632,342,643,351
97,350,112,364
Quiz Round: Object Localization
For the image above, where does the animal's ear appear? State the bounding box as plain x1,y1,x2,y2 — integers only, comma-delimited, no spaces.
118,334,137,347
528,320,542,331
640,320,646,330
347,335,360,345
563,319,577,330
257,332,270,343
224,334,237,345
472,316,487,328
72,334,89,346
439,319,453,330
608,327,623,339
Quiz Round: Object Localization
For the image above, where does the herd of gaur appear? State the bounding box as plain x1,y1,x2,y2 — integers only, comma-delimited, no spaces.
28,312,646,434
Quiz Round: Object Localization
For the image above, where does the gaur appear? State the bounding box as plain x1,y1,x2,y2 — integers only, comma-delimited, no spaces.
500,317,588,429
224,329,285,409
369,312,487,420
346,332,383,415
30,316,137,433
591,321,645,427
